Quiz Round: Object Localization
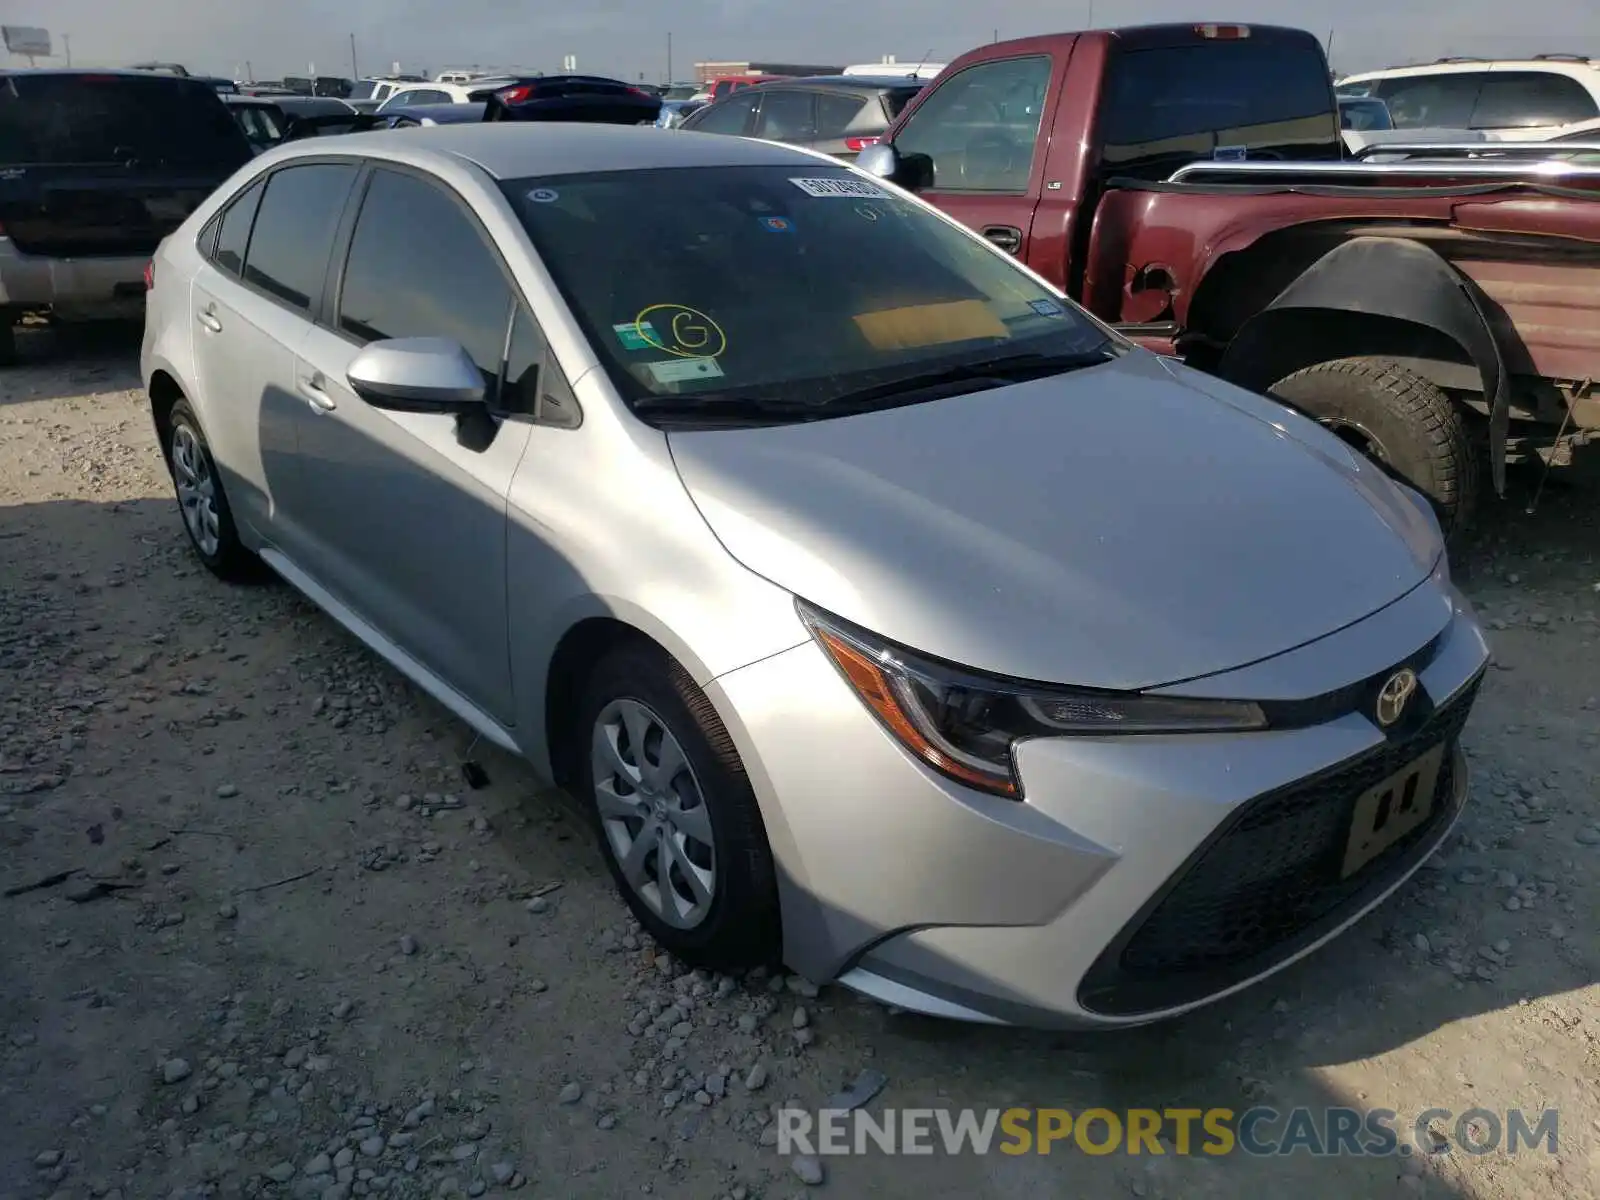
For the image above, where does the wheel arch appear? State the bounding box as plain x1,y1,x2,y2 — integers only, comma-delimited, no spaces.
1213,236,1512,494
148,369,186,465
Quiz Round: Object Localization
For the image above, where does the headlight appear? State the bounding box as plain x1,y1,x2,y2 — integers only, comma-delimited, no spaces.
799,602,1267,799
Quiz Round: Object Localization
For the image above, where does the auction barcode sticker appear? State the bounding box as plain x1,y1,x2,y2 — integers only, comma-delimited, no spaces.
789,177,890,199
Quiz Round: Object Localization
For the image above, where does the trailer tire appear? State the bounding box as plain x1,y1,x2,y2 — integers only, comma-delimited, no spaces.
1268,356,1478,537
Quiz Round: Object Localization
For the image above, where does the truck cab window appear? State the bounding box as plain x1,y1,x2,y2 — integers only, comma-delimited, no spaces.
893,56,1052,193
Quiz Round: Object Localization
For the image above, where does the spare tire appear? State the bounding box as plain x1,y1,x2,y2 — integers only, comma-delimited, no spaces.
1269,356,1478,538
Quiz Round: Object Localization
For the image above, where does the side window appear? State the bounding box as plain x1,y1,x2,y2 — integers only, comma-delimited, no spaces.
816,92,867,136
893,56,1052,192
242,163,355,310
337,168,513,394
686,93,757,134
413,89,450,105
502,304,580,427
1373,74,1481,128
754,90,817,140
213,179,264,276
1470,72,1599,129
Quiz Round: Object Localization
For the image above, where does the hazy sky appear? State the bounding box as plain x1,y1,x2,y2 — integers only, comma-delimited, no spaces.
8,0,1598,82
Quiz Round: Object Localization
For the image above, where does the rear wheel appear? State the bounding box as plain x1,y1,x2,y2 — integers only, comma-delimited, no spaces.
576,640,781,971
1268,356,1478,537
166,399,258,581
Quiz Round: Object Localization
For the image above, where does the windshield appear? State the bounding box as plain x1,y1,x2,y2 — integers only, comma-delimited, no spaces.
663,84,699,100
502,165,1114,419
0,74,252,168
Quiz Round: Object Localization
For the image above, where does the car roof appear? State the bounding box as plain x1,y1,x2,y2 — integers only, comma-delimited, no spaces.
1341,60,1600,83
0,67,211,82
757,74,925,89
269,122,824,177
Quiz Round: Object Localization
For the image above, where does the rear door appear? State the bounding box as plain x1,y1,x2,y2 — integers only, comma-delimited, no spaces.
0,73,252,260
885,54,1057,260
189,161,358,544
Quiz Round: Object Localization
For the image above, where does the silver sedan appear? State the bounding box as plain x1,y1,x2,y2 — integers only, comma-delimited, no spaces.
140,124,1488,1028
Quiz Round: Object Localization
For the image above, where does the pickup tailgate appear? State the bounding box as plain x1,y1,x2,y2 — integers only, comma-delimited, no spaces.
0,167,224,258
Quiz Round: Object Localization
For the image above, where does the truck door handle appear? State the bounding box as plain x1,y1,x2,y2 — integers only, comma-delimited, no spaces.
196,307,223,333
982,225,1023,255
297,374,337,412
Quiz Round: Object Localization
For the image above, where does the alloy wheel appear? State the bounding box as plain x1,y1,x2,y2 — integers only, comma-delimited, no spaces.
171,424,221,558
590,698,717,929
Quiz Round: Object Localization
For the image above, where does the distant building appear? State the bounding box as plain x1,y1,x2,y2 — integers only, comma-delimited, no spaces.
693,60,844,83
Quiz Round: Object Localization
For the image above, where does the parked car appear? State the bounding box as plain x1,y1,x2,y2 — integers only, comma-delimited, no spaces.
199,76,239,95
313,76,355,99
273,97,366,140
380,102,487,128
1339,95,1393,132
856,23,1600,534
0,69,253,362
141,123,1488,1029
375,82,487,112
222,94,291,152
680,75,926,160
129,61,190,76
657,99,707,129
280,77,316,97
481,76,662,125
1337,55,1600,141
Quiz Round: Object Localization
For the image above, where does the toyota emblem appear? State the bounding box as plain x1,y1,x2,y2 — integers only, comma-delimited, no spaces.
1375,668,1419,728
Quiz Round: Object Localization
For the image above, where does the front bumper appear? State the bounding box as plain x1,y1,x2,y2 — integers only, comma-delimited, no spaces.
707,573,1488,1029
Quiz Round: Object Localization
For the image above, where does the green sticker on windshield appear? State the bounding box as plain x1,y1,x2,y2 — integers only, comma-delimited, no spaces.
613,321,658,351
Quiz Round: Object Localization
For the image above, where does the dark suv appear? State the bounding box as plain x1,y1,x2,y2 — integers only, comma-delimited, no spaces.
0,70,252,362
678,75,926,159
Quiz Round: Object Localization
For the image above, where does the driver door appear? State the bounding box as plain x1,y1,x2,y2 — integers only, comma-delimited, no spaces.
888,55,1057,262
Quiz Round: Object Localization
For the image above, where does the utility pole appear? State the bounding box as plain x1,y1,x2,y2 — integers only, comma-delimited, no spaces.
246,60,254,82
1086,1,1095,29
349,33,359,79
61,34,71,66
666,31,673,84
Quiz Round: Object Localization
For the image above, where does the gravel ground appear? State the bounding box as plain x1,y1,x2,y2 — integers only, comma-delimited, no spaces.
2,325,1599,1200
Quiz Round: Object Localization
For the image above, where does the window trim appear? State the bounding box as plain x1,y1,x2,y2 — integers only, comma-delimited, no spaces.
197,157,363,319
205,176,265,278
325,161,577,428
890,53,1055,196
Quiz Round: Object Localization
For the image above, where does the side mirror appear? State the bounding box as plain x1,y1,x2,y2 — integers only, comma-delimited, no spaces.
854,142,900,180
854,142,934,191
346,337,486,414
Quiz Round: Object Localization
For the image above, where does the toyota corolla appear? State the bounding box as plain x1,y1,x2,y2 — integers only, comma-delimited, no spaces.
140,125,1488,1027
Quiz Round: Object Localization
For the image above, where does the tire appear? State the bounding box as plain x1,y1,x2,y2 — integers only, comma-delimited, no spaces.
575,639,781,971
1268,356,1479,537
165,399,258,581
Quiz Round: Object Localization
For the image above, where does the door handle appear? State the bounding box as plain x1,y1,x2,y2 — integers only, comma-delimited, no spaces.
297,374,337,412
982,225,1023,255
196,308,223,333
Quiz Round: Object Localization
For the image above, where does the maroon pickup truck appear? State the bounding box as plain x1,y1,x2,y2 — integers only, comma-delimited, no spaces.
856,23,1600,533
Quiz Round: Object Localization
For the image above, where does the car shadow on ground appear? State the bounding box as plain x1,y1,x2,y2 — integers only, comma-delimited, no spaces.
1,322,145,407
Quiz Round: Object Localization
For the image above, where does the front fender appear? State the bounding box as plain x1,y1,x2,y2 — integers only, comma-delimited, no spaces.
1218,236,1511,494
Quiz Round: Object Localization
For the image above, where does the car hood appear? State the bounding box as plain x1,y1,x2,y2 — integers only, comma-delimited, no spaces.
667,351,1442,690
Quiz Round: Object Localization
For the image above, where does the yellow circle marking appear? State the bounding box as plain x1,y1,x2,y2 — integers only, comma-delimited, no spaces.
634,304,728,359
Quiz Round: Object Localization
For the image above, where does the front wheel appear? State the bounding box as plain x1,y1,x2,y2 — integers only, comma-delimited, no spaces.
1268,356,1479,538
576,640,781,970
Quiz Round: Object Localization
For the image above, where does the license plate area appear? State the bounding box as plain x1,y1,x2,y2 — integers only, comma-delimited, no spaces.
1341,743,1446,878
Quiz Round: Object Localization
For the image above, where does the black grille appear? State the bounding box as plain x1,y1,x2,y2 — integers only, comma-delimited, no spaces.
1078,673,1481,1018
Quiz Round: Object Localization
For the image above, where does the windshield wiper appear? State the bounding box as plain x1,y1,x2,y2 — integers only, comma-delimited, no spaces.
821,346,1119,411
632,393,827,420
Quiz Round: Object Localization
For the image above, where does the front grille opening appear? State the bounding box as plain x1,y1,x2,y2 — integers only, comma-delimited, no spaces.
1078,674,1480,1017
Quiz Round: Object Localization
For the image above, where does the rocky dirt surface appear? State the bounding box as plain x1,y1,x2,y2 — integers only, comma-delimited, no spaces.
2,327,1598,1200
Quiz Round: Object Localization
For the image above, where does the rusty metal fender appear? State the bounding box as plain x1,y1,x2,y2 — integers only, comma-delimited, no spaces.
1219,236,1511,495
